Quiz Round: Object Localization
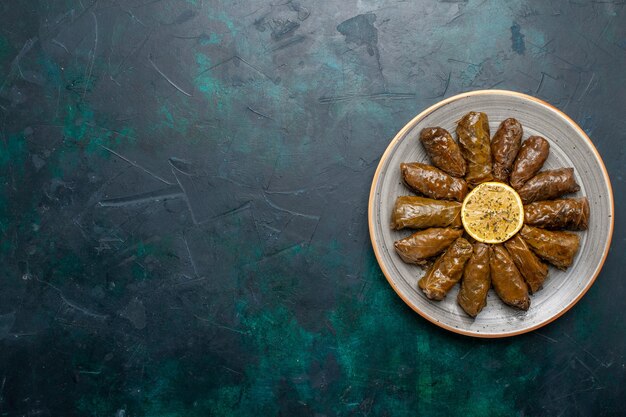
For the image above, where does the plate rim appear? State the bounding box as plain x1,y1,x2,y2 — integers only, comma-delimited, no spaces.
368,89,615,338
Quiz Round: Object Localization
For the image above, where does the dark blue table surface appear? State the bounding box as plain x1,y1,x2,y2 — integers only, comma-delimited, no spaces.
0,0,624,415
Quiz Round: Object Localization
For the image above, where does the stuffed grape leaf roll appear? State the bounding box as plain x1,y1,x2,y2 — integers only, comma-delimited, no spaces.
456,111,493,186
523,198,589,230
490,245,530,311
510,136,550,190
391,196,462,230
419,237,473,300
517,168,580,204
401,162,468,202
491,118,523,182
504,234,549,294
420,127,467,177
394,227,463,266
519,225,580,270
457,242,491,317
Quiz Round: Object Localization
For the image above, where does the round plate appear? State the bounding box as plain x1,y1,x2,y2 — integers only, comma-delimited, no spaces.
368,90,614,338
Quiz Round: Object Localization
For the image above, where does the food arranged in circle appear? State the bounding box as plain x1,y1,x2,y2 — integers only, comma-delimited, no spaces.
392,112,588,317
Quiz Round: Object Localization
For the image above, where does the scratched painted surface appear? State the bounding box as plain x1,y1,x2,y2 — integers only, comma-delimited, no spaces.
0,0,624,415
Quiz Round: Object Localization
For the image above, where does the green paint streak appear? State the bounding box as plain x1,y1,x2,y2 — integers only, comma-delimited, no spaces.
327,245,536,416
201,385,245,417
0,196,8,239
39,56,63,89
208,11,238,36
49,251,85,284
416,335,433,414
0,133,27,173
64,103,136,154
199,32,222,46
0,34,13,67
123,303,315,416
136,241,148,257
240,305,315,406
63,104,91,143
52,103,136,177
142,361,186,416
154,102,191,135
128,237,174,281
194,53,224,105
0,134,28,237
574,299,593,339
194,52,291,157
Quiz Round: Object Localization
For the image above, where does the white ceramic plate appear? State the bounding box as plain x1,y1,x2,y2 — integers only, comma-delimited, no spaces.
368,90,614,338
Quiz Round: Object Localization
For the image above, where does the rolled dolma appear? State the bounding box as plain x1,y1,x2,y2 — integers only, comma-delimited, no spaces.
517,168,580,204
491,118,523,182
524,198,589,230
490,245,530,311
456,111,492,186
401,162,468,202
394,227,463,266
420,127,467,177
519,225,580,270
391,196,462,230
419,237,473,300
504,234,549,294
510,136,550,189
457,242,491,317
